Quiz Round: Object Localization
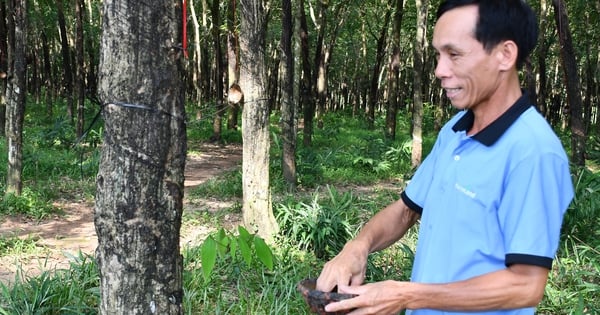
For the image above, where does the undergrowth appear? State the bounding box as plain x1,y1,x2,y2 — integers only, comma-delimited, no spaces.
0,102,598,314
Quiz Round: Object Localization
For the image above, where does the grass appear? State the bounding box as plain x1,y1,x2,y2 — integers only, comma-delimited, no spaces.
0,100,598,313
0,102,99,220
0,253,99,315
0,236,43,257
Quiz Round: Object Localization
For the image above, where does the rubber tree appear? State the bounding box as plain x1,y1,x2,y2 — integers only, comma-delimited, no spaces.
239,0,279,242
94,0,187,313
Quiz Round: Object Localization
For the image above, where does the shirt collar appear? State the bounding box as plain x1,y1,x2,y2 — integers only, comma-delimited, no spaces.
451,91,533,146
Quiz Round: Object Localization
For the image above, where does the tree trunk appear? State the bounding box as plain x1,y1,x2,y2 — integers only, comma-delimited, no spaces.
281,0,296,189
75,0,85,137
299,0,314,147
226,0,241,130
95,0,186,313
211,0,224,141
313,3,346,128
0,0,7,137
5,0,26,195
57,0,74,121
367,9,391,129
85,0,98,102
583,45,593,135
537,0,549,116
188,0,202,103
312,1,328,130
30,43,42,104
41,31,53,117
385,0,404,140
239,0,279,242
411,0,428,168
552,0,585,166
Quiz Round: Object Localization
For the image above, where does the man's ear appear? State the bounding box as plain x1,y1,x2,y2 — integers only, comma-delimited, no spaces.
495,40,518,71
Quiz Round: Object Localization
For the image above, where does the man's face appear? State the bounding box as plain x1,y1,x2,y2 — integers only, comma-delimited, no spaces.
432,5,502,111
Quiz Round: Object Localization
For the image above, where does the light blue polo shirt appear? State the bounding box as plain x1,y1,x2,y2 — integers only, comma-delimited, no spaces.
401,93,574,315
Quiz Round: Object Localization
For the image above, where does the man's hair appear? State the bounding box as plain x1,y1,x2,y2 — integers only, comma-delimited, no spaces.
436,0,538,69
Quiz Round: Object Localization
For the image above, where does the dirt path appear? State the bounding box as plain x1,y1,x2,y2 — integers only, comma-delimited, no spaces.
0,143,242,284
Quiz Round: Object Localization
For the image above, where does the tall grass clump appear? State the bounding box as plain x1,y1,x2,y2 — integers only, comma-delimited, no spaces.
540,166,600,314
0,236,41,257
275,186,363,260
0,188,61,220
0,253,99,315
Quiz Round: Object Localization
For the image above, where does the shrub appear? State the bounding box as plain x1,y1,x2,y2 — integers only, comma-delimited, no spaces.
276,186,361,260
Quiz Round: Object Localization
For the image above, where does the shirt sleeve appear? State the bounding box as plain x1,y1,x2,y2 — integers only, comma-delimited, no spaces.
402,139,443,214
498,152,574,268
402,116,457,214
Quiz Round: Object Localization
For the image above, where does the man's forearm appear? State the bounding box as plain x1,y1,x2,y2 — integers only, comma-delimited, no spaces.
353,199,420,254
404,264,549,311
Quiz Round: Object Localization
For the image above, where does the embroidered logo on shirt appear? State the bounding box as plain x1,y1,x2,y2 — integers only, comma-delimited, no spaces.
455,182,476,199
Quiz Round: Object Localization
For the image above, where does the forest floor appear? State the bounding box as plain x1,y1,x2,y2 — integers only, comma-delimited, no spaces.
0,143,243,284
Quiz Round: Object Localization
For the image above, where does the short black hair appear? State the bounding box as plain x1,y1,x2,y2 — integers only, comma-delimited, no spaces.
436,0,538,69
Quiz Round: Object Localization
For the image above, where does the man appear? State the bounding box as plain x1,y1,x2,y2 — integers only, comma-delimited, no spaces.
315,1,574,314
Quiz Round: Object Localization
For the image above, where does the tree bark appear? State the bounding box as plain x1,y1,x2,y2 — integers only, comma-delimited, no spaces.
226,0,241,130
281,0,296,189
188,0,205,117
0,0,7,137
95,0,187,313
313,1,327,130
57,0,74,121
5,0,26,195
299,0,315,147
239,0,279,242
75,0,85,137
537,0,549,117
211,0,224,141
552,0,585,166
367,8,391,129
411,0,428,168
85,0,98,101
313,3,346,128
385,0,405,140
41,31,53,117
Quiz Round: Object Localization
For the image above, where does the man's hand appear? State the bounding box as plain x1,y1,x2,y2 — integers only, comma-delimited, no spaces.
315,241,369,292
316,198,419,293
324,280,410,315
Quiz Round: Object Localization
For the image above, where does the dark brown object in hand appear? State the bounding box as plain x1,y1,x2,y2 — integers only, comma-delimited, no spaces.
297,278,357,315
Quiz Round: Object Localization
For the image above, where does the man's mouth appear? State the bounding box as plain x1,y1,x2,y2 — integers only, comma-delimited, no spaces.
445,87,462,99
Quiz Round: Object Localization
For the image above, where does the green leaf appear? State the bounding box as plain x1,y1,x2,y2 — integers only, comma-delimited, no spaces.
238,235,252,266
253,237,274,271
229,236,238,261
201,237,217,282
216,228,226,239
213,228,228,256
238,225,252,242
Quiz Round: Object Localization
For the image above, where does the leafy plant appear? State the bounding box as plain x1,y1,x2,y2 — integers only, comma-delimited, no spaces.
540,166,600,314
276,186,360,260
562,167,600,246
0,189,62,220
197,226,274,283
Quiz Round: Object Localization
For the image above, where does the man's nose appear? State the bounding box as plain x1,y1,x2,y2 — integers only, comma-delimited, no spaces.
434,58,451,79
